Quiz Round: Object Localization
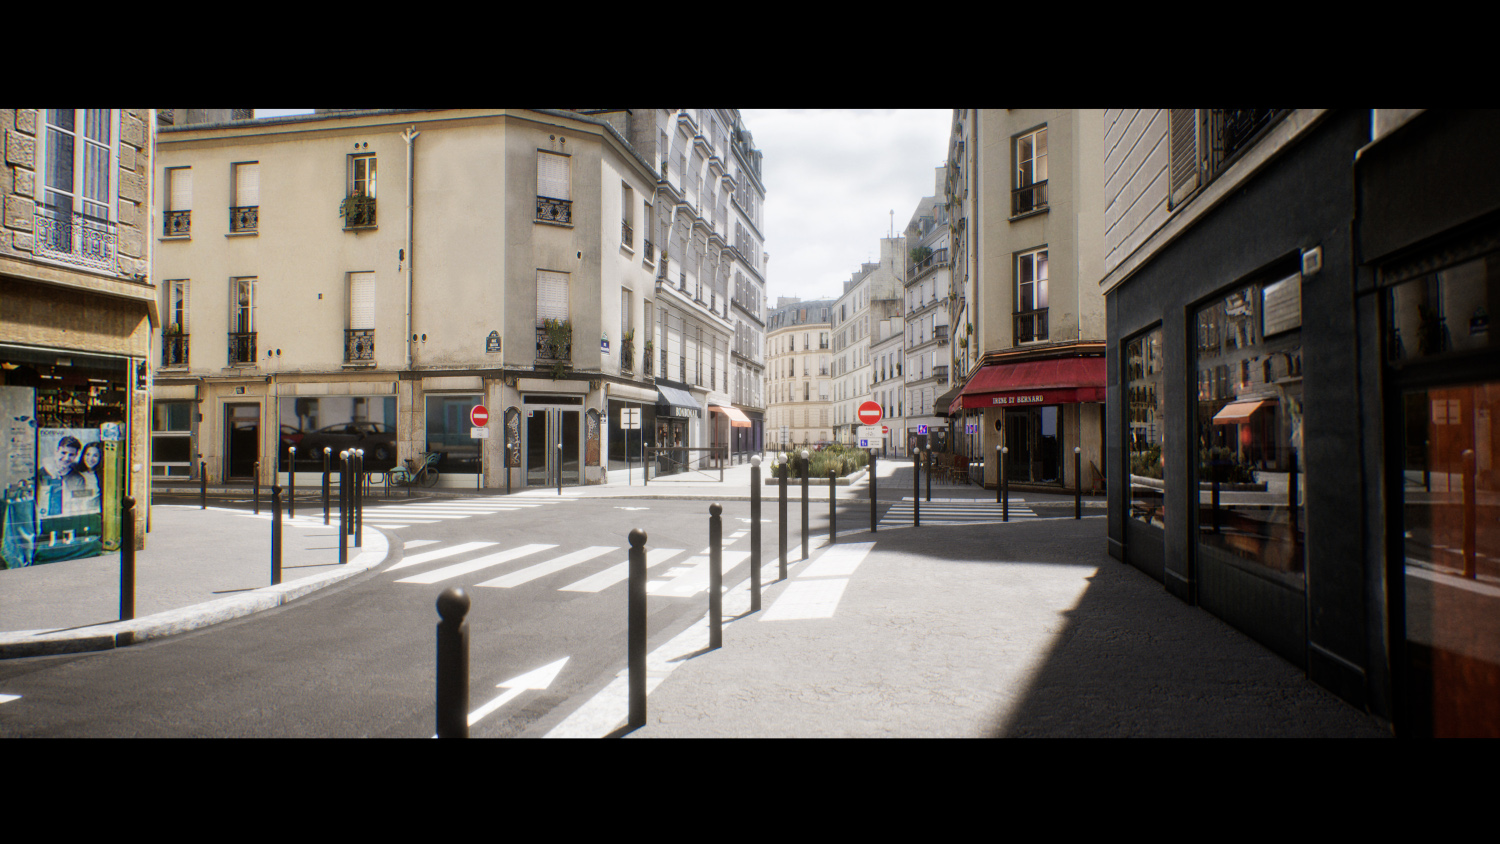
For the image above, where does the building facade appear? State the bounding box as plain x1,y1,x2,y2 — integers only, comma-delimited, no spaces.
945,109,1107,493
2,109,156,565
764,297,833,450
901,168,953,456
1104,107,1500,737
832,238,903,444
152,108,760,492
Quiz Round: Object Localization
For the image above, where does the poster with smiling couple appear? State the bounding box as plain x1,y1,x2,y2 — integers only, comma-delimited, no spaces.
2,387,122,568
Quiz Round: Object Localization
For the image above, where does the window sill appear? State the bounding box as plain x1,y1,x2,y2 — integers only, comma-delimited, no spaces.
159,235,191,242
535,219,573,229
343,224,378,232
226,231,258,238
1008,206,1049,223
620,243,635,257
342,361,377,369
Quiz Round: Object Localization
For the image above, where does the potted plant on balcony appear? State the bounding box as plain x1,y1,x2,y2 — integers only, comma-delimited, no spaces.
622,329,635,370
543,317,572,379
910,245,932,266
339,191,377,228
644,338,654,375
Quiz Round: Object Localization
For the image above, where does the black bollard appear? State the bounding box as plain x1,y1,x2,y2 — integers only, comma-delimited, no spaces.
869,450,878,534
435,587,470,739
557,442,563,496
996,445,1003,505
354,449,363,549
1002,446,1009,522
119,497,136,621
254,460,260,515
289,447,297,520
750,457,761,613
200,459,207,509
800,450,809,561
778,456,788,581
913,450,921,528
709,503,723,650
271,483,283,586
628,528,647,730
829,468,837,545
323,447,331,525
926,449,932,502
1074,447,1082,519
338,451,349,565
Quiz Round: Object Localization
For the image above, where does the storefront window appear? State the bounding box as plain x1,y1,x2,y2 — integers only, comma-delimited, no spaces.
1127,327,1165,527
1385,253,1496,362
425,394,481,475
152,400,194,477
279,396,398,472
1194,276,1305,582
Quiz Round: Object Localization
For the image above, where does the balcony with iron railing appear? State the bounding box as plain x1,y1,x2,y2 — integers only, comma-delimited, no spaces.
33,205,117,272
161,333,189,367
230,206,258,233
644,238,655,263
1012,180,1048,217
621,339,634,372
228,332,257,365
907,247,949,278
535,325,572,362
536,196,572,225
622,220,633,249
345,329,375,363
165,210,191,237
1014,308,1049,343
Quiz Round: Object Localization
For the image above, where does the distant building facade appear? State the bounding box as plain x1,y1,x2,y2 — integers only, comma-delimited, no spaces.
764,297,833,450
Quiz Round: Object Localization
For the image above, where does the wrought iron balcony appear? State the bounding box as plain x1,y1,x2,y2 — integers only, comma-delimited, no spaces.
1014,308,1049,343
166,210,191,237
933,365,949,382
341,195,376,228
935,324,949,343
908,247,949,276
230,205,258,232
644,238,655,263
535,325,572,361
1012,180,1048,216
622,220,633,247
622,339,634,372
536,196,572,225
228,331,257,365
33,205,117,272
345,328,375,362
161,333,190,367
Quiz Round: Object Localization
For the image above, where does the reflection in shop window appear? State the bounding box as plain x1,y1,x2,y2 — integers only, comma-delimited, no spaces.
1194,275,1305,582
1126,327,1164,527
278,396,397,472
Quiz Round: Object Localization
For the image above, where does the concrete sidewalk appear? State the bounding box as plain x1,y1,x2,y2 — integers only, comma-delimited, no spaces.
0,505,387,659
614,515,1391,738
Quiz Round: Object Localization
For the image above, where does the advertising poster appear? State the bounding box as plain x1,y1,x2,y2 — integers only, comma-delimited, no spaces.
33,427,104,563
101,424,125,551
2,386,38,569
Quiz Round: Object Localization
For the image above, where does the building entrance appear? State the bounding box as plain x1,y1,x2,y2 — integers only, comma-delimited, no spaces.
1004,406,1060,483
224,403,260,480
525,406,581,488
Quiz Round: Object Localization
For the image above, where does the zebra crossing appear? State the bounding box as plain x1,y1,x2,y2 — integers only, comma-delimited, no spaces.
359,495,574,529
384,527,764,598
879,497,1036,528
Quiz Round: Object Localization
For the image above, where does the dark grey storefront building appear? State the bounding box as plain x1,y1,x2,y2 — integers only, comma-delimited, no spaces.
1103,109,1499,737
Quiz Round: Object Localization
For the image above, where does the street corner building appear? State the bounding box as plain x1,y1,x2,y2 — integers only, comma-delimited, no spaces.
1101,109,1500,737
150,109,767,494
3,108,157,566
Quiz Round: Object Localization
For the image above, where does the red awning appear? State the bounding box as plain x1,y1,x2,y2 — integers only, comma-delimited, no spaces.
710,404,753,427
959,357,1106,410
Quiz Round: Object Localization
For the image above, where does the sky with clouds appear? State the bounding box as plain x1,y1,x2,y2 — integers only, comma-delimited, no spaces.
255,108,955,305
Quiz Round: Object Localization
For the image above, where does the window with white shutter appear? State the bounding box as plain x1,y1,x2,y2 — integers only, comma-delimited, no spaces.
1168,109,1201,207
167,167,192,236
536,270,569,325
231,162,259,232
537,152,570,200
349,272,376,330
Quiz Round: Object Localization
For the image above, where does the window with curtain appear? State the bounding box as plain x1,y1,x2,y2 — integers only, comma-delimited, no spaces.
166,167,191,236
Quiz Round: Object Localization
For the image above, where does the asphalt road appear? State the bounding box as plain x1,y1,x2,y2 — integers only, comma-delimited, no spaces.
0,494,782,738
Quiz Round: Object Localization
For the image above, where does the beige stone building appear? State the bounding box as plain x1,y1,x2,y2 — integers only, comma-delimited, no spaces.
764,297,833,451
831,238,903,445
2,109,156,563
945,109,1107,492
901,167,954,457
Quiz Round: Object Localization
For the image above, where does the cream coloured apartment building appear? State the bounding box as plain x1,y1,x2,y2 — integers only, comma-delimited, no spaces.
764,297,832,450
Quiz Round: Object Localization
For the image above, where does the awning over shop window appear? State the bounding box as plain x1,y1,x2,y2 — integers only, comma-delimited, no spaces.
1212,399,1271,424
709,403,752,427
656,384,702,416
935,385,965,417
958,357,1106,409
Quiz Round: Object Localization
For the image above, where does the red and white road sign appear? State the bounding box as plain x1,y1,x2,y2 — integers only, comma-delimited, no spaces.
857,401,883,425
882,426,889,435
470,405,489,426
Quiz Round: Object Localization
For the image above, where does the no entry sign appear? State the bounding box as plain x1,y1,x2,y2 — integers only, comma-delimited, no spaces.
470,405,489,426
857,401,883,425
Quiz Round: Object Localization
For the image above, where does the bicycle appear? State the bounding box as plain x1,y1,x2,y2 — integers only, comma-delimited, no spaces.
386,452,441,489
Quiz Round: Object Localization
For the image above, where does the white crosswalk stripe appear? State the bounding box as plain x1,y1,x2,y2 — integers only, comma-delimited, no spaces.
559,548,685,593
393,543,555,584
360,496,572,528
880,500,1035,527
476,546,616,589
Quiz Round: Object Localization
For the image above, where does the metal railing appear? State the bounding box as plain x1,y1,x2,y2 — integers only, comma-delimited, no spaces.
345,328,375,362
907,247,949,276
536,196,572,224
1012,180,1048,216
644,238,654,262
33,206,117,271
622,220,633,247
228,331,257,365
161,334,190,367
535,325,572,361
1015,308,1049,343
230,205,258,232
165,210,191,237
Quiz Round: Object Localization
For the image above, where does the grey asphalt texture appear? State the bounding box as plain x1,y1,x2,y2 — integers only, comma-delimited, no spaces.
0,458,1392,737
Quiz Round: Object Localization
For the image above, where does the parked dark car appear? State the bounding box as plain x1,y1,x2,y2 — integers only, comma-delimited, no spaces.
296,422,397,470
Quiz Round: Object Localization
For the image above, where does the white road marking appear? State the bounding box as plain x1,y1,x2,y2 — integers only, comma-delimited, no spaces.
761,578,851,621
647,551,751,596
435,657,570,735
559,548,684,592
404,540,440,548
386,541,498,573
475,547,617,588
395,544,554,584
0,694,20,704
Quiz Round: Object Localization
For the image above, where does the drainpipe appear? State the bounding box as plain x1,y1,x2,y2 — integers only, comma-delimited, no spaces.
403,126,419,371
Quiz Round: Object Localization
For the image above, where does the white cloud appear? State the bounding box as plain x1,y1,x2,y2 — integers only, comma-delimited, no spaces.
741,109,953,304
